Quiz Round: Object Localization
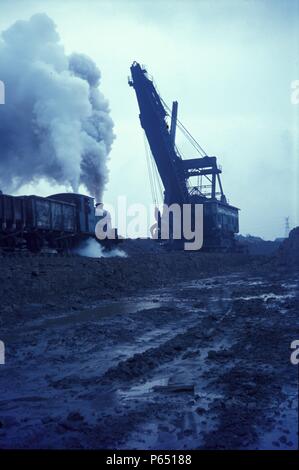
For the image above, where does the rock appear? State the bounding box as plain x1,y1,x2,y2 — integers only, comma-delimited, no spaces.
207,350,218,359
41,416,53,424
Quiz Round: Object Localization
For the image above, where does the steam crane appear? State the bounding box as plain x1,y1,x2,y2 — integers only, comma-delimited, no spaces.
129,62,239,250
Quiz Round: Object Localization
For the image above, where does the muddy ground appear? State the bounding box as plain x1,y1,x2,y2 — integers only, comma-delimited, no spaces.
0,250,298,449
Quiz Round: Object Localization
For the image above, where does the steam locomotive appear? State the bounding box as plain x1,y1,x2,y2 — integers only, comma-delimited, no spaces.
0,191,117,253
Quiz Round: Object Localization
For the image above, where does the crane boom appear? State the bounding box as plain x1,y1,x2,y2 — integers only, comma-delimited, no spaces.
129,61,240,250
129,62,188,205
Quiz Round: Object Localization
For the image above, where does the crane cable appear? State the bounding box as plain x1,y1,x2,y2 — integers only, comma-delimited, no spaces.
152,157,163,202
160,96,216,193
176,118,207,157
148,140,163,204
143,94,211,203
160,97,207,157
143,133,163,206
143,132,156,205
150,153,160,204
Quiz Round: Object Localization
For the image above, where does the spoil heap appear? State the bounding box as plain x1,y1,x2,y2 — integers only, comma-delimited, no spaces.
276,227,299,268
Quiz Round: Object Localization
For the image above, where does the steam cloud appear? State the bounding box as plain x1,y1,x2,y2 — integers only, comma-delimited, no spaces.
0,13,115,201
73,238,127,259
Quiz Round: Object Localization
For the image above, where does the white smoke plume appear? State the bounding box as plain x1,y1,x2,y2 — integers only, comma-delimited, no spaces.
0,13,115,201
73,238,127,258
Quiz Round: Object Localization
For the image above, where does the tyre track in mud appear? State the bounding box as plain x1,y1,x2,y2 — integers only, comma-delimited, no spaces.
0,272,298,449
87,276,241,449
199,279,299,450
95,274,299,450
0,274,237,448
